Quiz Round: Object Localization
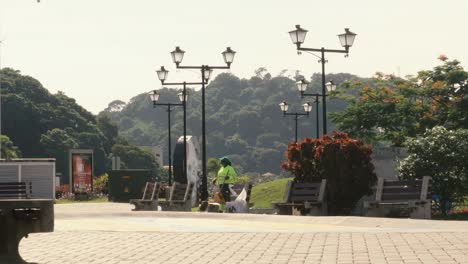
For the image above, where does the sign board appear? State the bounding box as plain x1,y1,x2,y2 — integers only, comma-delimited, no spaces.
107,170,152,202
69,149,93,193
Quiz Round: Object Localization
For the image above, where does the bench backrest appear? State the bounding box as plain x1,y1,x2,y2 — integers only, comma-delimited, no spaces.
0,182,32,199
284,179,326,203
141,182,159,201
169,182,194,201
375,176,431,202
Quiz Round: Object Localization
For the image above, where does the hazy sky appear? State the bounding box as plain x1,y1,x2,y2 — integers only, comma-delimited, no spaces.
1,0,467,113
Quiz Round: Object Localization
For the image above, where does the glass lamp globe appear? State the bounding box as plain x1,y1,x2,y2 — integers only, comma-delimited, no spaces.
156,66,169,82
326,81,337,92
171,46,185,65
296,79,309,92
303,102,312,113
289,25,308,45
178,91,188,102
203,68,213,81
338,28,357,48
149,90,159,103
222,47,236,65
279,101,289,112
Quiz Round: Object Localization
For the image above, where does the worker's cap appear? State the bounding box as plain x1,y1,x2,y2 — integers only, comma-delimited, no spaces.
219,156,231,164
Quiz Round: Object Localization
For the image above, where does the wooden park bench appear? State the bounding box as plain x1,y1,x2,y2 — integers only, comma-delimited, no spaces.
0,181,54,263
272,179,327,216
159,182,194,211
130,182,160,211
364,176,432,219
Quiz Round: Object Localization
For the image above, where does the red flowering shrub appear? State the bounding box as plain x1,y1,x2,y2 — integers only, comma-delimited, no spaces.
282,132,377,215
55,184,70,199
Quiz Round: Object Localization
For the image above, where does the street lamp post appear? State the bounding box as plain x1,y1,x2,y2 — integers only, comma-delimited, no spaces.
296,79,337,138
279,101,312,142
155,66,207,187
149,90,185,186
169,46,236,201
289,25,356,135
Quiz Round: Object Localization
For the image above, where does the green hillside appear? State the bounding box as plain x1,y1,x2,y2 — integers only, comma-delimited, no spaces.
0,68,161,183
102,70,362,175
250,177,292,208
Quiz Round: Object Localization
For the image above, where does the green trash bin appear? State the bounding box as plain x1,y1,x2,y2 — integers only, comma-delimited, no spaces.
108,170,153,202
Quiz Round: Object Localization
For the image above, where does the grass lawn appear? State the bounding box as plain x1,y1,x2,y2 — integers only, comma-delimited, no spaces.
55,197,108,204
250,177,292,208
54,178,291,209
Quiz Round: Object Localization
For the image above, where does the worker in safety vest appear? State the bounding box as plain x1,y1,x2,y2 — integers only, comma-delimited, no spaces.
216,156,237,203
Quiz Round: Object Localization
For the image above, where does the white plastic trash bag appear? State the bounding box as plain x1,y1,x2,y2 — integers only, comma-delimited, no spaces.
228,184,237,196
226,188,248,213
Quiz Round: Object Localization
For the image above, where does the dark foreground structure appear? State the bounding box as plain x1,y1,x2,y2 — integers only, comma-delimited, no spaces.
0,181,54,263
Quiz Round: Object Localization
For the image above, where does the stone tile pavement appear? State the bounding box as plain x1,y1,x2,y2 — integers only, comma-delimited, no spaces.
19,203,468,264
22,231,468,264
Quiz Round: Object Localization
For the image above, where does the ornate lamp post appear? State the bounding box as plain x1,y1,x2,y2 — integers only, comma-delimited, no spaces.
155,66,207,187
169,46,236,201
296,79,337,138
279,101,312,142
149,89,186,186
289,25,356,135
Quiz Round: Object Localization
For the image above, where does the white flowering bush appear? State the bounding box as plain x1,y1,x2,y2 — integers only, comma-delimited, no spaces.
399,126,468,214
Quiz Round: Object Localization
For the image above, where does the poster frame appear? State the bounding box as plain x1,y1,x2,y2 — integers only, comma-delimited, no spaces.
69,149,94,194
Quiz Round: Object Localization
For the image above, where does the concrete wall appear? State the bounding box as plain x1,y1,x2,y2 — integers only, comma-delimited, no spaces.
371,146,407,180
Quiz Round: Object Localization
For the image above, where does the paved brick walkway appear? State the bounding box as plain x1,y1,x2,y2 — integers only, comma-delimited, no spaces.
22,231,468,264
19,203,468,264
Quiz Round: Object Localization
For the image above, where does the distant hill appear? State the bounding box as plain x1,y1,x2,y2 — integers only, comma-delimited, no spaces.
1,68,160,182
101,70,365,174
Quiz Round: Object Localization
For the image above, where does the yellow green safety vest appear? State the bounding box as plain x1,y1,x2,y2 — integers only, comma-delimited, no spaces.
217,165,237,184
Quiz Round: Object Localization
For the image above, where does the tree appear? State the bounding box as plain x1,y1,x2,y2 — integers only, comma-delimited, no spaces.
0,68,164,187
332,57,468,146
119,117,135,130
207,157,221,181
250,147,281,173
256,133,281,148
104,100,126,112
1,68,116,158
97,114,119,153
40,128,79,180
111,142,160,178
225,134,248,155
254,67,268,79
235,110,260,144
0,135,21,159
2,93,44,156
398,126,468,215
